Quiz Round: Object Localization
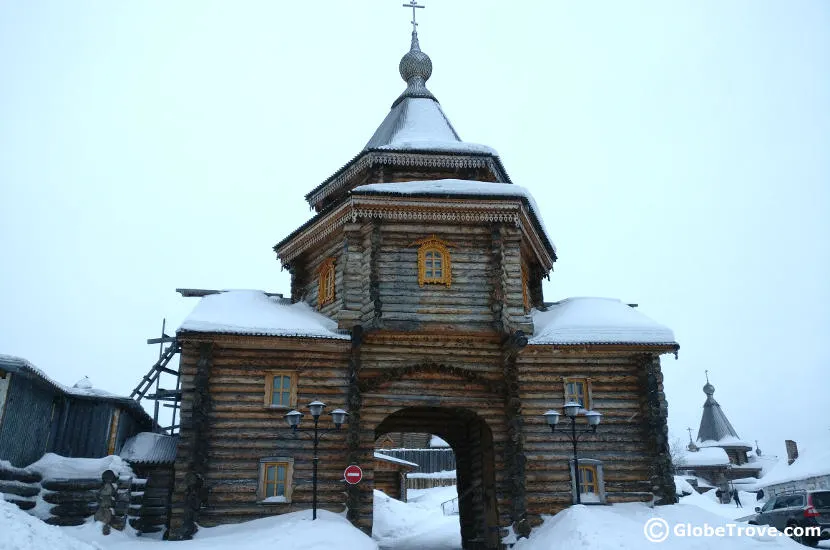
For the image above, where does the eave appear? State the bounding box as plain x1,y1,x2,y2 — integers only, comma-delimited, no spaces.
304,149,512,210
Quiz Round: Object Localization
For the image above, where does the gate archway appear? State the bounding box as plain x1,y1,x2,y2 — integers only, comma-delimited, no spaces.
375,407,499,549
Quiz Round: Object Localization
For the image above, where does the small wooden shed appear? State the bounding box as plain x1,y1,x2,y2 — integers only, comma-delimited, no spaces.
374,451,419,501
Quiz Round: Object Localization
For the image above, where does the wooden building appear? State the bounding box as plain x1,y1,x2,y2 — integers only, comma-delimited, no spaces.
167,27,679,549
0,354,152,467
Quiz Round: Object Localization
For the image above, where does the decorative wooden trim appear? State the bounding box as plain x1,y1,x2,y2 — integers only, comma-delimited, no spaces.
360,362,504,396
317,257,336,307
264,371,298,409
563,376,593,410
412,235,453,287
106,409,120,456
521,264,530,312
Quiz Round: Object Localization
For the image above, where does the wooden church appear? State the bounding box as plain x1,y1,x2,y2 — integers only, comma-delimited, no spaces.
168,16,680,549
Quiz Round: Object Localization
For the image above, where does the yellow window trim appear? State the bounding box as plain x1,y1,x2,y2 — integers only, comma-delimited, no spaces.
578,464,599,494
259,459,294,502
106,409,121,455
264,371,298,409
318,257,336,307
412,235,454,287
563,377,592,410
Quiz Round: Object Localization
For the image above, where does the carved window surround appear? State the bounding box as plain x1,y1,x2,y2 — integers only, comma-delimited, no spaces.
412,235,454,287
318,257,336,307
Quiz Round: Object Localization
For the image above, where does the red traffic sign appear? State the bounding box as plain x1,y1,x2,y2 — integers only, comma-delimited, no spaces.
344,464,363,485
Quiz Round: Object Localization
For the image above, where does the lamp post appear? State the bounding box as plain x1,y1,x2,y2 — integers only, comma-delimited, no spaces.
543,402,602,505
284,401,349,520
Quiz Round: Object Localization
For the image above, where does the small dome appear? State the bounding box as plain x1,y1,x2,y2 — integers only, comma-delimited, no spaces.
399,42,432,83
703,382,715,396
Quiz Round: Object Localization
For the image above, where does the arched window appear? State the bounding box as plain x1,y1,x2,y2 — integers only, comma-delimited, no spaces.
414,236,453,287
318,257,336,306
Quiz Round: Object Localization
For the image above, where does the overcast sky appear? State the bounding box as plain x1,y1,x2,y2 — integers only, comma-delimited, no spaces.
1,1,828,460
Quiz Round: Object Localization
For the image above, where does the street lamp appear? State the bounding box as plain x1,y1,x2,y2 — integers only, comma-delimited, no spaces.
543,401,602,505
284,401,349,520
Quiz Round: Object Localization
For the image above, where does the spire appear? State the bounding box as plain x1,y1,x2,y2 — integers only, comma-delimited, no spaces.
394,1,436,107
696,372,741,444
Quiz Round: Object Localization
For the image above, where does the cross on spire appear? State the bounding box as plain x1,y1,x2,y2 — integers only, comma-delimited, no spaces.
402,0,425,34
686,427,694,443
705,369,709,383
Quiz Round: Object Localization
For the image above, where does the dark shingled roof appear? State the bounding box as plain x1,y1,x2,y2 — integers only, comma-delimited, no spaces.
119,432,179,465
696,381,740,444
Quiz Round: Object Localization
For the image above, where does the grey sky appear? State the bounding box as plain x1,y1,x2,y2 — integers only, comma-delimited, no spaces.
1,1,828,460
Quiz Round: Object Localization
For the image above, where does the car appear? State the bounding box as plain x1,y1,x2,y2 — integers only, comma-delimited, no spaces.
748,490,830,547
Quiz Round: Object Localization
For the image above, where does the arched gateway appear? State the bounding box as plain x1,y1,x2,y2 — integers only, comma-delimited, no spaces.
165,10,680,550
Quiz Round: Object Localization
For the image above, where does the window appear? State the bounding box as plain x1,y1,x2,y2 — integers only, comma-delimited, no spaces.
570,459,605,504
264,371,297,408
258,457,294,503
414,236,453,287
318,257,336,306
563,377,592,410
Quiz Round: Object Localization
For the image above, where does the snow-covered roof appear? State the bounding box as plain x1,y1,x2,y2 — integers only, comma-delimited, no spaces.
374,452,419,469
528,298,676,346
178,290,350,340
429,435,450,448
698,436,752,449
676,447,731,467
352,179,555,253
120,432,179,465
759,442,830,488
0,354,151,421
364,97,496,156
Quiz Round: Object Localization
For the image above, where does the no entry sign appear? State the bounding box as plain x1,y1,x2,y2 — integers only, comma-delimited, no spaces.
344,464,363,485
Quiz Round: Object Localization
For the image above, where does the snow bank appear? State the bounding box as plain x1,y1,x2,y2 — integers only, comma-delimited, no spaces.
513,501,797,550
178,290,350,339
674,476,695,496
530,298,676,345
0,497,98,550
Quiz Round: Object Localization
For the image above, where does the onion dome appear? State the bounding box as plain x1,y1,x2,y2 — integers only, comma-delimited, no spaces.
393,31,437,107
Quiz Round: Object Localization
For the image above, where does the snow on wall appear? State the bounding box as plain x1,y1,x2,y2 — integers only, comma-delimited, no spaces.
178,290,350,339
529,298,676,345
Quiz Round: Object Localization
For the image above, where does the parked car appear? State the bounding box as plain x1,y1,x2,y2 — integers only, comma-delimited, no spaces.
748,490,830,547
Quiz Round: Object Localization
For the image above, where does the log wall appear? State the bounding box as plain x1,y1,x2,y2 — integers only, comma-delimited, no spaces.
517,347,673,526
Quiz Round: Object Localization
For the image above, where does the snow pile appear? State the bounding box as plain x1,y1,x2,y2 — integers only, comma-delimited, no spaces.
69,509,377,550
513,501,797,550
675,447,730,467
679,489,760,521
530,298,676,345
674,476,695,496
373,488,460,550
178,290,350,339
0,497,98,550
28,454,133,482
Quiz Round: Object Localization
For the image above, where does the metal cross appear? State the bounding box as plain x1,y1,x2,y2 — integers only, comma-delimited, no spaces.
704,369,709,383
687,427,694,443
402,0,425,33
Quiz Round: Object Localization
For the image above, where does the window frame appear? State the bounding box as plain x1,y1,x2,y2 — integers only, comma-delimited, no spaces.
317,257,336,307
264,371,298,410
563,377,592,411
258,457,294,503
569,458,606,504
414,236,453,287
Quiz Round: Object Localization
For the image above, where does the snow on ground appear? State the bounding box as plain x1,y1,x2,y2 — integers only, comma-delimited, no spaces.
0,497,97,550
513,501,804,550
679,488,760,521
373,487,461,550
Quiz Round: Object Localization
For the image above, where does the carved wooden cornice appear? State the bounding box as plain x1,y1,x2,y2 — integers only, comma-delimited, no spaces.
304,151,510,209
276,195,555,272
